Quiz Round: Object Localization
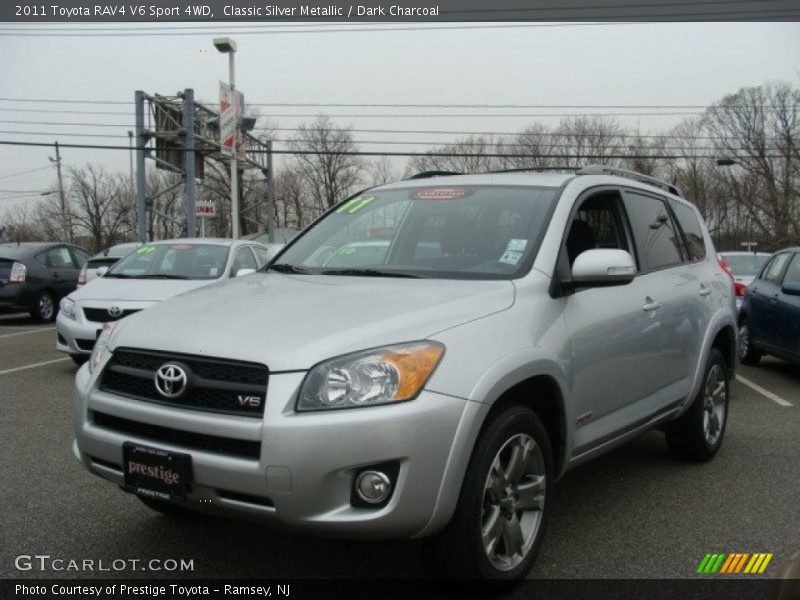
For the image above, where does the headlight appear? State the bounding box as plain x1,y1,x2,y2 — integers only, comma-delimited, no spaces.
88,322,116,373
59,297,77,320
297,342,445,412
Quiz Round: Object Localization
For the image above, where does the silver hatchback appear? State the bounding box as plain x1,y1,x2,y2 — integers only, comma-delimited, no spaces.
73,166,737,580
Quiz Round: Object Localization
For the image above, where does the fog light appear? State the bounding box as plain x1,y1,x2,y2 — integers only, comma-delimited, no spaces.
355,470,392,505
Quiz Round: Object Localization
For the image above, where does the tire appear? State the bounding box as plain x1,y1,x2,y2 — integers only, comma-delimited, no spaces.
70,354,89,366
30,290,56,323
136,495,195,517
738,320,762,366
432,405,553,581
665,349,729,462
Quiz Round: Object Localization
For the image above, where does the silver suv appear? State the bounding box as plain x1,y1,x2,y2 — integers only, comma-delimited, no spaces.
74,166,737,580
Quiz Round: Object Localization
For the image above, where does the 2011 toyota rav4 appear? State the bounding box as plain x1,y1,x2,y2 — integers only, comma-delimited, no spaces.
74,166,737,580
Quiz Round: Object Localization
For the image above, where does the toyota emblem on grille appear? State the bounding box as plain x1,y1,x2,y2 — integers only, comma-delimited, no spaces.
154,364,188,398
107,305,123,318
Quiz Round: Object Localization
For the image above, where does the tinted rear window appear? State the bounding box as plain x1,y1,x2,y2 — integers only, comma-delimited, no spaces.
669,200,707,261
623,192,684,271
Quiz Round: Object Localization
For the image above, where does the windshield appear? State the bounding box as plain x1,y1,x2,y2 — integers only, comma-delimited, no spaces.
106,243,230,280
723,254,770,277
274,185,558,279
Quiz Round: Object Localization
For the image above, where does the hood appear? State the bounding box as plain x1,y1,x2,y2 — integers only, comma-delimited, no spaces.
72,276,219,303
111,273,516,371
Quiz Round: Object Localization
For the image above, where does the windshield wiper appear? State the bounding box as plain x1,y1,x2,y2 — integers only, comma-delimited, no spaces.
134,274,192,279
267,263,310,275
318,268,422,279
102,273,134,278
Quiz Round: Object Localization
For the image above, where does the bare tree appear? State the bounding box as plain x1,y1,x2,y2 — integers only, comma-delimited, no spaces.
290,115,365,212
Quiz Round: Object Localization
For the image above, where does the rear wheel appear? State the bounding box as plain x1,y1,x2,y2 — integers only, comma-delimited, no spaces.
432,405,553,580
665,349,729,462
738,321,762,366
30,291,56,323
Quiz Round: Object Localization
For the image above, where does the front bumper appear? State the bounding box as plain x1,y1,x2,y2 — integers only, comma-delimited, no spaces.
73,364,471,539
56,302,153,355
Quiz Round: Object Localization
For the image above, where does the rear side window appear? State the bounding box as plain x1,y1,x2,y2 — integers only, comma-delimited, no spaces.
669,200,707,261
783,254,800,285
622,192,683,271
37,246,76,269
763,253,791,284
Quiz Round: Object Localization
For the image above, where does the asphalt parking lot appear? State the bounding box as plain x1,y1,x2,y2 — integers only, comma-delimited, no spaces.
1,312,798,580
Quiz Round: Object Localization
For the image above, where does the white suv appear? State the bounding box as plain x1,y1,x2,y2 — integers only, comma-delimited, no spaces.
73,166,737,580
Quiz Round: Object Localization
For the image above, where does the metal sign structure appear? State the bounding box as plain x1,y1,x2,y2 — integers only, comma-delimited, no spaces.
134,89,270,242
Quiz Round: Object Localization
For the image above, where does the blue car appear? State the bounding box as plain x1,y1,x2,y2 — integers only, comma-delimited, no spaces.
738,247,800,366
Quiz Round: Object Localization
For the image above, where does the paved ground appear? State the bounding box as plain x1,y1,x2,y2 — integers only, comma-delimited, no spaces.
1,312,798,580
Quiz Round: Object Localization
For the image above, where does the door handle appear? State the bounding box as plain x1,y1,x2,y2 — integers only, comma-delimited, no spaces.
700,284,711,297
643,297,662,312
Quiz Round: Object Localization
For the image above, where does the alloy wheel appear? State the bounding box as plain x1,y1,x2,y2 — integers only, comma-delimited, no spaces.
702,364,727,446
481,433,546,571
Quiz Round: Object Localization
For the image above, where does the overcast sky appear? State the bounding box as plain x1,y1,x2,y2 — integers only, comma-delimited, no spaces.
1,21,799,215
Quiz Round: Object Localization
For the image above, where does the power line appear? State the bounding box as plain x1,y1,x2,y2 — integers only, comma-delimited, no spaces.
2,14,799,37
0,98,795,110
0,139,785,160
0,128,772,152
0,165,53,180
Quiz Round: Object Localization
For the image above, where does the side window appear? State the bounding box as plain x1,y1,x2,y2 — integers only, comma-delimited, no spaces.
783,254,800,285
71,248,91,268
565,192,629,266
231,247,258,276
252,246,270,267
669,200,707,261
622,192,684,271
763,253,791,284
40,246,76,269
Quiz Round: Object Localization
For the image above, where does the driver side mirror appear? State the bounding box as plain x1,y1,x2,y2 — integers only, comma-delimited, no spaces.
95,266,109,277
571,249,636,288
235,268,256,278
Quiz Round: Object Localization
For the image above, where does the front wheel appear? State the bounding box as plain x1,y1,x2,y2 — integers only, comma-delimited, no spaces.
30,290,56,323
738,321,762,366
432,405,553,580
665,348,729,462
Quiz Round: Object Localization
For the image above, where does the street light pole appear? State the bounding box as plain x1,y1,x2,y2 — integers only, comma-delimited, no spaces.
214,37,239,238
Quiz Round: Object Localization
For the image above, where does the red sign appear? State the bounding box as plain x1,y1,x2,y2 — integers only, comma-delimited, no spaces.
412,187,472,201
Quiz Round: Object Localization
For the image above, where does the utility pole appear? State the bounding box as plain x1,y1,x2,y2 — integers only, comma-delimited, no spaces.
183,88,197,238
135,90,147,243
266,140,275,243
52,141,71,243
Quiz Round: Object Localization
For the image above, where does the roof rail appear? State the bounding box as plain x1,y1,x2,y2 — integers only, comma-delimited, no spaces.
487,166,581,175
405,170,462,180
576,165,683,197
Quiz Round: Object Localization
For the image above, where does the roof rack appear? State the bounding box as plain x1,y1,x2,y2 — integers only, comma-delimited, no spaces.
487,166,581,175
576,165,683,197
405,170,462,180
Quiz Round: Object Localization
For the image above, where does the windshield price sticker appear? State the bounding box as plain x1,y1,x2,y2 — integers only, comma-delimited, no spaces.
135,246,156,255
337,196,375,214
507,239,528,252
500,250,524,265
412,187,473,201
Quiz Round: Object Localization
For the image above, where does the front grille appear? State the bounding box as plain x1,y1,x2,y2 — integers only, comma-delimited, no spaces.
76,338,96,351
83,307,141,323
91,411,261,459
99,348,268,417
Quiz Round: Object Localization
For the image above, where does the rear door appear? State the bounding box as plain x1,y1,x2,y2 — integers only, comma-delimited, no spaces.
748,252,792,350
621,189,698,398
773,252,800,359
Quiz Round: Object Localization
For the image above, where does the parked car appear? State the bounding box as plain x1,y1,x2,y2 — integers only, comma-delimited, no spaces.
719,251,771,310
738,247,800,366
74,166,737,581
57,238,269,365
0,242,91,322
77,242,142,288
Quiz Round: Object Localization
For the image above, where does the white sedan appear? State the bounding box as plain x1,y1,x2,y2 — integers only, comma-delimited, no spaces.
56,238,273,364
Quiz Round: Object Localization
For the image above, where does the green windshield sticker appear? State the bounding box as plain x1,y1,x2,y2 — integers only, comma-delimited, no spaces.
136,245,156,255
337,196,375,214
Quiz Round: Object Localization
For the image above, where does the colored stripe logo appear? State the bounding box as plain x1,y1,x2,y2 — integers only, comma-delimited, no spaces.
697,552,773,574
